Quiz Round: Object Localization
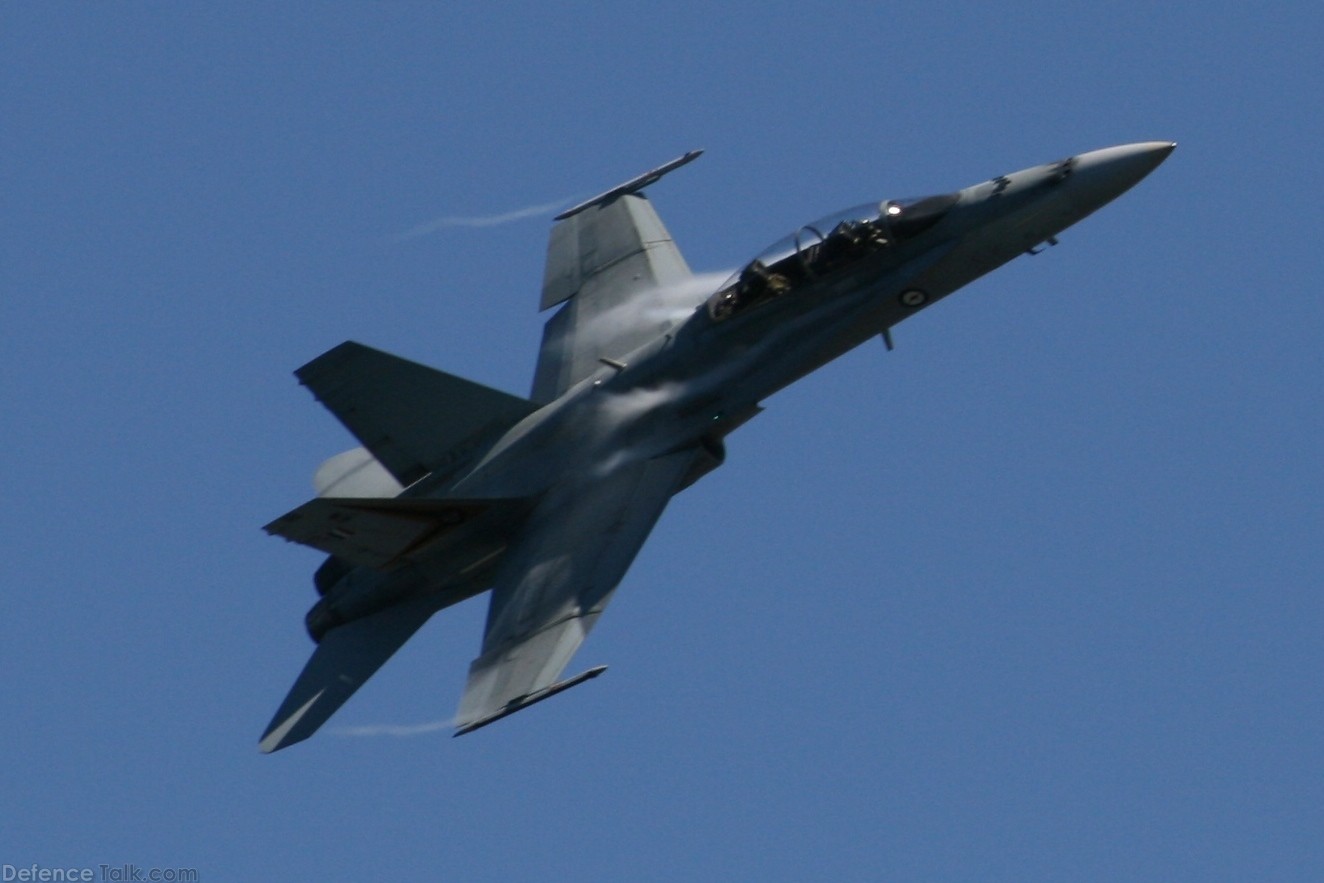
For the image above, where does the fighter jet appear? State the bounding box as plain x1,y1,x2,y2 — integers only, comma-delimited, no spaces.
259,141,1174,752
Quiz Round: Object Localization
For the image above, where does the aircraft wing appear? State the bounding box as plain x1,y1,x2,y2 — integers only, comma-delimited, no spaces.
259,592,440,753
454,447,700,734
530,153,699,403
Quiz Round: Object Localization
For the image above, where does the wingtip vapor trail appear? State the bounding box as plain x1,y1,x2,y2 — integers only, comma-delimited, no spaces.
331,717,457,738
398,197,575,240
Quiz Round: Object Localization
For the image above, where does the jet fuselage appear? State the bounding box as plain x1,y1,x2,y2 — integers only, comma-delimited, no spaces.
442,142,1174,500
306,144,1173,656
265,141,1174,750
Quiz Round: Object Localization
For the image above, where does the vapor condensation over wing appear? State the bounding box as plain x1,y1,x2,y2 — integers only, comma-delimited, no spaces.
537,270,732,368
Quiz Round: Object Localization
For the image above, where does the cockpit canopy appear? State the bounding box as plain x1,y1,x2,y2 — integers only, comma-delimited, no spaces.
708,192,959,321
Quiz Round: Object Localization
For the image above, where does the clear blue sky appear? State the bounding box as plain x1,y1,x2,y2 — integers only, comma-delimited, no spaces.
4,3,1322,880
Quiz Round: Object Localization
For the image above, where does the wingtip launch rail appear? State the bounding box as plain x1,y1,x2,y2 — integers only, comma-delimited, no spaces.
452,665,609,737
554,149,703,220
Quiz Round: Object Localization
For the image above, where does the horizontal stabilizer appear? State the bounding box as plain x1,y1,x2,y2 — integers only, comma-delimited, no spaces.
297,341,539,487
264,496,526,570
454,666,607,736
259,593,439,753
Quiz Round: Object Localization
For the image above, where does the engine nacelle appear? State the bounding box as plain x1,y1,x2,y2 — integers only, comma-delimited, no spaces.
304,598,344,644
313,556,352,597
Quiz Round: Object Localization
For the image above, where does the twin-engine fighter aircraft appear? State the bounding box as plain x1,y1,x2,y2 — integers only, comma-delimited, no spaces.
260,142,1174,752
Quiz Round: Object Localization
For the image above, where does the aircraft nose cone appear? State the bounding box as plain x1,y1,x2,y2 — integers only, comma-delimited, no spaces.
1070,141,1176,205
953,141,1175,269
